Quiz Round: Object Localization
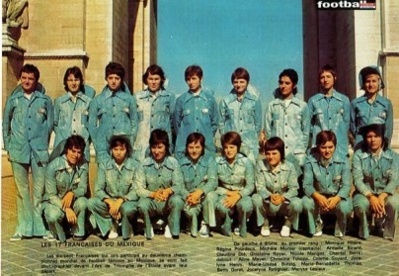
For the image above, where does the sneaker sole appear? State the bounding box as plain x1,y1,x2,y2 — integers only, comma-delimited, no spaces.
10,238,22,241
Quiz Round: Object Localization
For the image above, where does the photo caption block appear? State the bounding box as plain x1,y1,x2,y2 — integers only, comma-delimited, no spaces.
215,240,363,273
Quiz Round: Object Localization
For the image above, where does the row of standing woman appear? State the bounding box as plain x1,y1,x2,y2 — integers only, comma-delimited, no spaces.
2,62,397,242
49,62,394,166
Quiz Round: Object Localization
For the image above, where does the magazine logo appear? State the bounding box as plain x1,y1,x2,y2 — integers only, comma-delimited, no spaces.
317,1,376,10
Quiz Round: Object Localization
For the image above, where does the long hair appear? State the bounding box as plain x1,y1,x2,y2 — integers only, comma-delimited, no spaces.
360,124,388,152
63,66,85,93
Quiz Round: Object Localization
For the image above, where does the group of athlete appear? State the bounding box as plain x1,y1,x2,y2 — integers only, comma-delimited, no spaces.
2,62,397,242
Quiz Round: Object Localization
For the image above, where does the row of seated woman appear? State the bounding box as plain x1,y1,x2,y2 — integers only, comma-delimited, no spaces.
42,124,398,242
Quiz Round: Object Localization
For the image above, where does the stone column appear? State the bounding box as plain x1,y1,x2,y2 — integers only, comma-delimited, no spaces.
2,24,26,109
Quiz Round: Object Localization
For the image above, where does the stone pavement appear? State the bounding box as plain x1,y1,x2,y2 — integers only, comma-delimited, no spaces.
2,155,399,276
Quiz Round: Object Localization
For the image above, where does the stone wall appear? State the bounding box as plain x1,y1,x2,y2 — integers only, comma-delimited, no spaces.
2,0,157,104
303,0,399,149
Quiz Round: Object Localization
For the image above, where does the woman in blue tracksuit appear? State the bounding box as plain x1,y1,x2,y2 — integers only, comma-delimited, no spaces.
88,62,138,164
3,64,53,241
174,65,219,160
252,137,302,238
302,130,352,238
350,66,393,150
53,66,94,161
211,131,254,237
352,122,399,241
87,135,143,240
308,65,350,159
134,64,176,162
179,132,218,238
219,67,262,165
264,69,310,172
136,129,184,240
43,135,88,242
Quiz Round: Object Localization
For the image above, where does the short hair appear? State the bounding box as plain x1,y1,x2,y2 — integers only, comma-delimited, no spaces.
63,135,86,155
109,135,132,158
149,129,170,156
319,64,336,79
359,66,385,89
221,131,242,153
20,64,40,81
185,132,206,157
63,66,85,92
142,64,166,88
231,67,250,83
105,62,125,80
315,130,337,148
263,137,285,162
279,68,298,95
184,65,203,80
105,62,126,91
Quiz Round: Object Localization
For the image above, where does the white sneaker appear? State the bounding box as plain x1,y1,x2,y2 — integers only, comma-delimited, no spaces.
313,230,323,237
261,226,270,237
314,219,323,237
144,226,154,240
10,233,23,241
199,222,210,238
164,225,172,238
108,229,118,239
280,226,291,237
43,232,57,242
335,230,343,238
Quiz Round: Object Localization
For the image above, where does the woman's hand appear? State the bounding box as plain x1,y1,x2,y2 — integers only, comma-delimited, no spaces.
223,191,241,208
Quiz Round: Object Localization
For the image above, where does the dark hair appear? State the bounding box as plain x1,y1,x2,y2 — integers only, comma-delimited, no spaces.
263,137,285,162
185,65,203,80
360,124,388,151
319,64,337,79
359,66,384,89
221,131,242,153
231,67,250,83
105,62,126,91
142,64,166,89
109,135,132,158
185,132,206,157
63,66,85,92
63,135,86,155
315,130,337,148
105,62,125,79
20,64,40,81
279,68,298,95
149,129,170,156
